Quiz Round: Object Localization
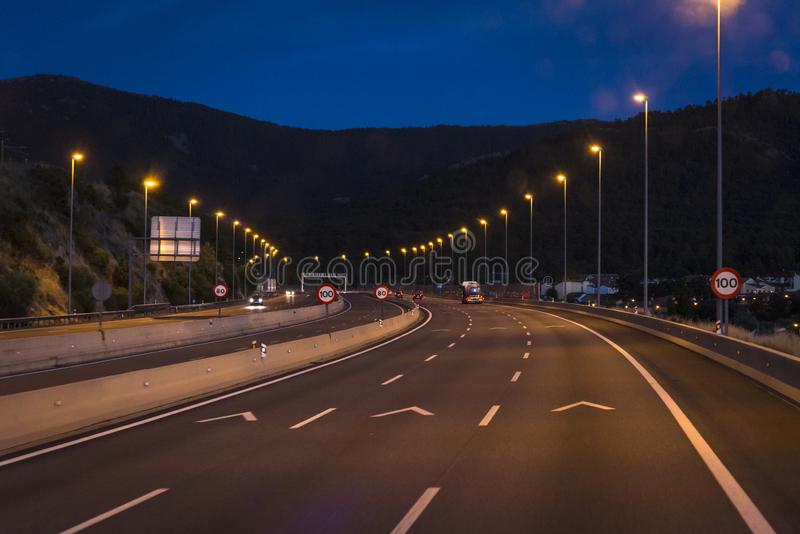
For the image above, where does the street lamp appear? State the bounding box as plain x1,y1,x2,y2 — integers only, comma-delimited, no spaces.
385,249,391,257
499,208,508,280
400,247,407,280
524,193,533,295
243,227,251,297
187,198,199,304
231,220,240,299
478,219,488,283
716,0,726,333
460,227,468,282
142,177,159,304
591,145,603,307
67,152,83,313
557,174,567,301
341,253,347,260
634,93,650,314
214,211,224,283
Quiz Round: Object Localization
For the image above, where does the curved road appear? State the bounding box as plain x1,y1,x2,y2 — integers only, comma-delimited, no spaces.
0,298,798,532
0,293,400,395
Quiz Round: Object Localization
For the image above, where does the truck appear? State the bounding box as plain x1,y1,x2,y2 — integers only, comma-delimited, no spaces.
461,281,485,304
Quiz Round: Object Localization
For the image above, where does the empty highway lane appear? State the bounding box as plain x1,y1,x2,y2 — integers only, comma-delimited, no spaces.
0,299,797,532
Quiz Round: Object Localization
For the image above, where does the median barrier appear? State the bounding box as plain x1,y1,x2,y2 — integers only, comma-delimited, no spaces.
0,304,422,453
0,299,346,376
496,298,800,404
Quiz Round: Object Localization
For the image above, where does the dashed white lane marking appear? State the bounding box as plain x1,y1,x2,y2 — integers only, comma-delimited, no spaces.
460,334,466,338
382,374,404,386
511,371,522,382
466,327,471,331
447,342,456,348
523,352,530,359
290,408,337,429
60,488,169,534
527,340,532,346
425,354,438,362
479,405,501,426
522,325,528,329
532,308,775,534
526,331,531,336
390,487,441,534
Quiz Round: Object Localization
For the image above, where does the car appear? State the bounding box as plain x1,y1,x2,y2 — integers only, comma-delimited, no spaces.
394,289,405,298
285,290,296,296
248,293,265,305
412,290,424,300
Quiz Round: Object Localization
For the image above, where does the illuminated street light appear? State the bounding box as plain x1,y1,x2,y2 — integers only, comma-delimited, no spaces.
142,177,159,304
557,174,567,301
214,210,224,282
499,208,508,273
524,193,534,294
67,152,84,313
590,145,603,308
231,220,240,299
187,198,200,304
634,92,650,314
479,218,488,283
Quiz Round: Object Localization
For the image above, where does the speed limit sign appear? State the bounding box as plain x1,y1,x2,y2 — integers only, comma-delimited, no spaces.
213,283,229,299
710,267,742,299
316,284,337,305
374,285,390,300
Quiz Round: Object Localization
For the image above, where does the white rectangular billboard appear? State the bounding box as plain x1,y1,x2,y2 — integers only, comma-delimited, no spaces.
149,216,201,262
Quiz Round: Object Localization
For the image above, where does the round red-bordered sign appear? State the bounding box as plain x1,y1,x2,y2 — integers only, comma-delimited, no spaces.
212,282,229,299
710,267,742,299
316,284,337,304
374,285,390,301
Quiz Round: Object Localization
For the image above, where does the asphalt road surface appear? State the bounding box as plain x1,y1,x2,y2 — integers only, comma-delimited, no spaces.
0,293,400,395
0,294,314,340
0,298,798,533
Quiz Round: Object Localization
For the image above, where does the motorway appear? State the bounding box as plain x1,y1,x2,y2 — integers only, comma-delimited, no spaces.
0,293,399,395
0,295,314,341
1,298,799,532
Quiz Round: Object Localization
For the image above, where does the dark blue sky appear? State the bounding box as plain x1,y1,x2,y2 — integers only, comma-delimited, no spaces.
2,0,798,129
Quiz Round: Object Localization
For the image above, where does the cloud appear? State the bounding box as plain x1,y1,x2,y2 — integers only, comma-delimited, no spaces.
591,88,619,115
542,0,586,24
770,49,792,73
673,0,746,27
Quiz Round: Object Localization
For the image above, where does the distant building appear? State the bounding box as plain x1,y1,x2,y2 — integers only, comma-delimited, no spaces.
582,273,620,296
741,277,776,295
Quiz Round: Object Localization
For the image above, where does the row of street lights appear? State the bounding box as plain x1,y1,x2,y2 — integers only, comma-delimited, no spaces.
64,151,278,310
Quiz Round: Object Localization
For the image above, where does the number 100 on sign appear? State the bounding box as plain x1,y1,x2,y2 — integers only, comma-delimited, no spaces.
710,267,742,299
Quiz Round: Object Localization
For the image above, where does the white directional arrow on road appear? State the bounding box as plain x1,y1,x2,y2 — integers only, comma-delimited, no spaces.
370,406,434,418
551,401,615,412
195,411,258,423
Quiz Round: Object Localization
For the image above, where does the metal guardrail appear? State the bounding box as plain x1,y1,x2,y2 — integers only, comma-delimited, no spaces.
0,300,246,331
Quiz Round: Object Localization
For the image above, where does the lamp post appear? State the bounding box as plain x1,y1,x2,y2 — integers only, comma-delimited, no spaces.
479,219,488,283
187,198,199,304
243,227,251,298
634,93,650,314
142,178,158,304
214,211,224,283
524,193,533,295
67,152,83,313
460,227,468,282
557,174,567,301
716,0,726,333
591,145,603,307
499,209,508,282
400,247,407,281
231,220,240,299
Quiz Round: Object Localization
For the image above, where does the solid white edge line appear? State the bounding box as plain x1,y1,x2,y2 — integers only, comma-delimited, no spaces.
289,407,337,430
381,374,404,386
523,352,530,359
447,342,456,348
0,306,434,468
479,405,501,427
531,308,775,534
511,371,521,382
59,488,169,534
424,354,438,362
390,487,441,534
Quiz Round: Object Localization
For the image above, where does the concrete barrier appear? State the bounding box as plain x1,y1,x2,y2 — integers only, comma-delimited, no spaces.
495,299,800,404
0,300,346,376
0,304,422,453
